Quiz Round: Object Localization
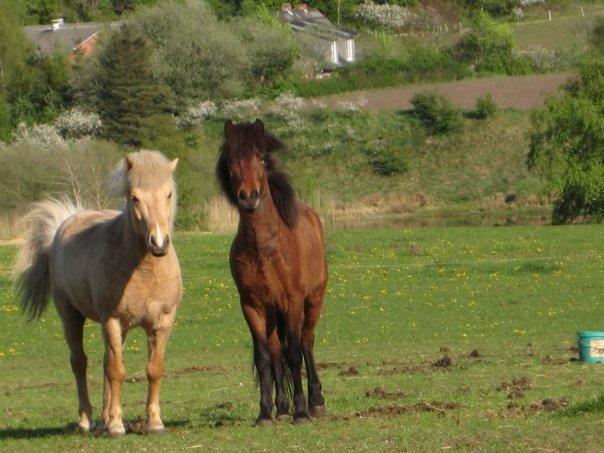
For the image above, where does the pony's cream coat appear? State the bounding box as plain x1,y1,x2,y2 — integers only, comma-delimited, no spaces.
15,150,182,436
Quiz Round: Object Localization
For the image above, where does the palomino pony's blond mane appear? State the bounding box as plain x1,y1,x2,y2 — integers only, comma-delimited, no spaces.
109,150,178,227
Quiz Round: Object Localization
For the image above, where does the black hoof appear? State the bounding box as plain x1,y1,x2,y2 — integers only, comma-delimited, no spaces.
275,413,291,422
254,417,274,427
293,414,311,424
309,405,327,418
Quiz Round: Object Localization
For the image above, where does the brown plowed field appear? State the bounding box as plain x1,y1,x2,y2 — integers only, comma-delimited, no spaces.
311,72,571,111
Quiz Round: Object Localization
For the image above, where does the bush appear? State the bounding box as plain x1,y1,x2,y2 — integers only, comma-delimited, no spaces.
452,12,530,75
552,164,604,223
591,17,604,55
528,53,604,223
410,91,463,134
369,146,408,176
474,93,498,119
54,108,102,139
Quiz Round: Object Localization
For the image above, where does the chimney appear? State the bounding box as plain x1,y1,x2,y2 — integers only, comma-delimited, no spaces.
51,18,64,31
282,3,293,13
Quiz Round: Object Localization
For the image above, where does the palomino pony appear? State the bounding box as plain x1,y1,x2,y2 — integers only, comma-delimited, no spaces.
216,119,328,425
14,150,182,437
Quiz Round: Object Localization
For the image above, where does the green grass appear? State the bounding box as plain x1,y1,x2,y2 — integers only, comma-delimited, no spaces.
513,9,604,51
0,225,603,451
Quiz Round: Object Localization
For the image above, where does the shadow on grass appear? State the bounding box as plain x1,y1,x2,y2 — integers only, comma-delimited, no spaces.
560,395,604,416
0,419,190,440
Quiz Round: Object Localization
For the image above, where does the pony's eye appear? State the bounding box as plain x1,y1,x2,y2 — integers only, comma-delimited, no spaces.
167,192,173,200
131,195,140,203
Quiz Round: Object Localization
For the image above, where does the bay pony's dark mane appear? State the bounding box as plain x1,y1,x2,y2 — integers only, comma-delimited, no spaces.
216,120,298,228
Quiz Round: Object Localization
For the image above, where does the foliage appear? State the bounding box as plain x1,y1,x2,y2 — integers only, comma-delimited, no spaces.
528,53,604,223
473,93,498,119
0,0,71,140
410,90,463,134
590,16,604,55
96,24,167,146
54,108,102,139
452,12,530,75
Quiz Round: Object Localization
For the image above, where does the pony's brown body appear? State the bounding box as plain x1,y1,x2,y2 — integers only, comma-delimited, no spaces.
217,119,328,425
14,151,181,437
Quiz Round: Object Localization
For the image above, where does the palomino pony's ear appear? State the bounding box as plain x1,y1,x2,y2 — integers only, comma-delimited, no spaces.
124,156,133,172
108,156,131,197
169,158,179,173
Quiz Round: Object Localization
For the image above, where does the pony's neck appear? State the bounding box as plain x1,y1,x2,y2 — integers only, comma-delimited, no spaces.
238,182,283,248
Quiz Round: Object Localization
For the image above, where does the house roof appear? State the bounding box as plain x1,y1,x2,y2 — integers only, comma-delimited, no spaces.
23,21,125,55
279,6,357,40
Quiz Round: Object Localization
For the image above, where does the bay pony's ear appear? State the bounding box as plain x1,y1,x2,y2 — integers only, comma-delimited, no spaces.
253,118,264,136
224,119,235,139
169,158,179,173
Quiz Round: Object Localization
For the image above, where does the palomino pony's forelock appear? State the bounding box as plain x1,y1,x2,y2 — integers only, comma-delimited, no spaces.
109,149,178,228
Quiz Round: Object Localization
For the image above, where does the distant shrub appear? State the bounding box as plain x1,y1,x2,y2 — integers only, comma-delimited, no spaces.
220,98,262,122
452,12,530,75
474,93,498,119
552,164,604,223
411,91,463,134
174,101,218,128
369,146,408,176
13,123,66,149
54,108,102,139
529,54,604,224
590,17,604,55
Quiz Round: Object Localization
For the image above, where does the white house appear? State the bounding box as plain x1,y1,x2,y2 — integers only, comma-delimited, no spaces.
279,3,358,66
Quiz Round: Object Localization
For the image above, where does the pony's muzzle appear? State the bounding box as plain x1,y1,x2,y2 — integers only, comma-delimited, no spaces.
149,234,170,257
238,188,260,212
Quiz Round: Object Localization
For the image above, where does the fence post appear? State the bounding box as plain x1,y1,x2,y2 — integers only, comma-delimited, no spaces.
581,6,585,17
548,10,552,21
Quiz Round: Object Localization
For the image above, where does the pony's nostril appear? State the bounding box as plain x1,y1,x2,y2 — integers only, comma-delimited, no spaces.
250,189,259,200
238,190,247,201
150,235,158,247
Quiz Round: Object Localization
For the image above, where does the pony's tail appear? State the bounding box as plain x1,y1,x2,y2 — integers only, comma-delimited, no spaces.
276,312,293,400
13,199,79,321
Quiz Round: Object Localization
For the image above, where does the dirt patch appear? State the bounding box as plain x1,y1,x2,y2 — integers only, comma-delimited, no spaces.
317,361,347,370
529,398,569,411
541,355,568,365
339,365,359,377
215,401,234,410
377,365,426,376
125,419,147,435
507,390,525,399
351,401,461,419
469,349,482,358
497,377,531,392
432,355,452,369
365,387,405,399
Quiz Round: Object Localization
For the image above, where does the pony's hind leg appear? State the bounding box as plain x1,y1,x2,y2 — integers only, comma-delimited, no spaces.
268,311,289,420
145,322,173,434
302,289,326,418
101,317,126,437
57,301,94,432
285,310,310,424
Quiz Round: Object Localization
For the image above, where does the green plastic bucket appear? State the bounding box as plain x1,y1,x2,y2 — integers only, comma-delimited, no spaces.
577,331,604,364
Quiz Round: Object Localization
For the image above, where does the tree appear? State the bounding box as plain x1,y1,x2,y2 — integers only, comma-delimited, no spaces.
528,54,604,223
97,24,166,145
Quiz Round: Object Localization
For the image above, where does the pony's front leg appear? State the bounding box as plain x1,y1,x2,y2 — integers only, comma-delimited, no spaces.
102,317,126,437
145,325,172,434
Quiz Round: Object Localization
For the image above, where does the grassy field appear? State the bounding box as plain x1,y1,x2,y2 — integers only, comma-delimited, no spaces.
0,225,602,451
513,8,604,51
